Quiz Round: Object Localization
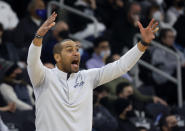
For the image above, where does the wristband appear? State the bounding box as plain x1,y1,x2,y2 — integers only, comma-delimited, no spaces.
35,34,43,39
140,39,150,46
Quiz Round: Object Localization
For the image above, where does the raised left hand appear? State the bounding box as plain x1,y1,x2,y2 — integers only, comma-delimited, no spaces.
137,19,159,44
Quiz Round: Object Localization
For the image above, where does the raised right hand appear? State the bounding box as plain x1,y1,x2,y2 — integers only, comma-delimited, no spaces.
36,12,57,37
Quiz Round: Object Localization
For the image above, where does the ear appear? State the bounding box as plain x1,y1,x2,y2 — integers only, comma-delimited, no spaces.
54,54,61,63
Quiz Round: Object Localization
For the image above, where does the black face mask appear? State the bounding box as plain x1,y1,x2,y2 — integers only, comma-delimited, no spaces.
58,30,69,39
171,125,180,131
127,95,134,102
15,73,23,81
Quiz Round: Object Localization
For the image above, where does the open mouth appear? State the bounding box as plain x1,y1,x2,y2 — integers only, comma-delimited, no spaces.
71,60,79,68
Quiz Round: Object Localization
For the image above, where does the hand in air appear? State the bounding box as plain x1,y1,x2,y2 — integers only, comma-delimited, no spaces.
36,12,57,37
137,19,159,44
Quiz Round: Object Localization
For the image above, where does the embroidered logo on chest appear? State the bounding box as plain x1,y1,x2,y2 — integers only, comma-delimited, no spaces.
74,74,85,88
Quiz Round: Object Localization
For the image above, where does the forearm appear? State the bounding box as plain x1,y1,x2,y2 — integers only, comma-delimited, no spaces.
14,100,32,110
97,43,144,86
27,36,46,87
133,88,153,102
137,41,148,52
33,36,43,46
0,107,8,112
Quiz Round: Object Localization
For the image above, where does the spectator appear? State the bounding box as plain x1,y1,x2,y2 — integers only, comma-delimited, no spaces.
111,2,141,53
115,98,138,131
70,0,106,39
41,21,70,64
143,4,171,29
0,63,34,111
166,0,184,26
13,0,46,61
86,37,111,69
0,1,19,30
151,28,185,104
93,85,118,131
96,0,126,28
159,114,180,131
174,10,185,49
116,82,167,106
0,23,19,62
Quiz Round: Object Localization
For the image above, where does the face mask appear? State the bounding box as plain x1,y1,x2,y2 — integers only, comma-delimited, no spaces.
127,95,134,102
153,11,162,21
36,9,47,20
156,0,163,5
100,50,111,58
79,48,84,57
15,73,23,81
58,30,69,39
171,126,180,131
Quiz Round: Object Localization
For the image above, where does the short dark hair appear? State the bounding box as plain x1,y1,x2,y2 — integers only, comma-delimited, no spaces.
159,28,173,41
93,36,109,48
116,82,131,96
53,39,73,55
94,85,109,94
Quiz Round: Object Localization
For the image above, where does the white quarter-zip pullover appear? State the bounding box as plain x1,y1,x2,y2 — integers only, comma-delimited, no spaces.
27,43,144,131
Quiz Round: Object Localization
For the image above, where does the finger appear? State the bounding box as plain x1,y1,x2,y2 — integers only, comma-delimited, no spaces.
49,12,56,19
48,14,57,23
46,22,56,30
137,21,144,31
46,14,57,26
152,21,158,30
148,18,155,28
153,27,159,33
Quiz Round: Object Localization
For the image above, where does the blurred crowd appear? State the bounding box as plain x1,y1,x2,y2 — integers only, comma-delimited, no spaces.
0,0,185,131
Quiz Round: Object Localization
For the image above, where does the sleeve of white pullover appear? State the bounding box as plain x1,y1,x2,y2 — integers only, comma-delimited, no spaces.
0,84,32,110
27,43,46,87
87,44,144,88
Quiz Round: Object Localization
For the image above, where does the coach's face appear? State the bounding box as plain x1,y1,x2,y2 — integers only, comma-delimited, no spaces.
56,41,81,73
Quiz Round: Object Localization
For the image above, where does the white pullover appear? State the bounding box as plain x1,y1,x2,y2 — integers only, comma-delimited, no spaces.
27,43,144,131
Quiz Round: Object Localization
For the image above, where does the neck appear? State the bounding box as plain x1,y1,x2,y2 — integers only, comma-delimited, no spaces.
56,63,69,73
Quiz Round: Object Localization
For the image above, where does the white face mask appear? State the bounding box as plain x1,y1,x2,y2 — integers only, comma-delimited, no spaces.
100,50,111,58
153,11,162,21
79,48,84,57
156,0,163,5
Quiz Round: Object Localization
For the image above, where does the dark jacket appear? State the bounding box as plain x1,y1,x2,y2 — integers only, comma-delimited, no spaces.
13,16,41,48
93,104,118,131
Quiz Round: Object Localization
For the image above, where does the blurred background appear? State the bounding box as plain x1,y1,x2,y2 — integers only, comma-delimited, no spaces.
0,0,185,131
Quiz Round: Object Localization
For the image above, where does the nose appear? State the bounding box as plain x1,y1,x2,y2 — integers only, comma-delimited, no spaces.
73,50,80,56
